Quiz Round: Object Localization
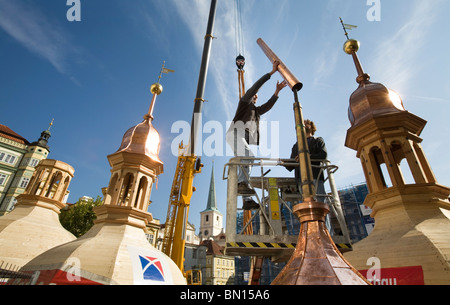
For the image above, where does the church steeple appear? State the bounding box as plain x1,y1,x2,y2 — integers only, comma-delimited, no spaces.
204,162,219,212
200,162,223,241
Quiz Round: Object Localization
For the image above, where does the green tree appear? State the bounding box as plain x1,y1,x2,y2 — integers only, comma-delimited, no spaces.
59,196,103,238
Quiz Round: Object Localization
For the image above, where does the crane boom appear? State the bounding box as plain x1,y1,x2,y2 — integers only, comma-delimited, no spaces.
162,0,217,276
190,0,217,156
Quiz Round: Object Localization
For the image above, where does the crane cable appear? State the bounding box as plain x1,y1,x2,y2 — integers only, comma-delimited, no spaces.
234,0,244,58
234,0,252,236
234,0,246,99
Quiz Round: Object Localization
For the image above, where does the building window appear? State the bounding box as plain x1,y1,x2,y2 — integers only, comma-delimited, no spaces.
0,173,8,186
19,177,30,189
0,152,17,165
5,155,16,165
145,233,154,245
30,158,39,167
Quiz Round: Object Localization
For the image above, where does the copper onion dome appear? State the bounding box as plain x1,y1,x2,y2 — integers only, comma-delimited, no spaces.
115,83,164,165
116,117,162,164
348,81,406,126
343,39,406,127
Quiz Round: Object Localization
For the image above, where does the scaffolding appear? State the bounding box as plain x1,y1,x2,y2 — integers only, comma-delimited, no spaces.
337,183,373,243
223,157,352,263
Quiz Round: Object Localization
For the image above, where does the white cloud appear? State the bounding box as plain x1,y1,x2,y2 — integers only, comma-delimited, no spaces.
313,49,339,87
168,0,241,120
369,0,444,92
407,95,449,104
0,0,78,75
171,0,211,49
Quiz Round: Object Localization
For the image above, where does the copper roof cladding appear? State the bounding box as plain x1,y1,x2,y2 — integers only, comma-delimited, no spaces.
115,115,163,165
348,80,406,127
342,38,407,127
271,200,371,285
0,124,29,145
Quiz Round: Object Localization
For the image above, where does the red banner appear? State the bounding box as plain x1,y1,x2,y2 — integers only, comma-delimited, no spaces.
359,266,424,285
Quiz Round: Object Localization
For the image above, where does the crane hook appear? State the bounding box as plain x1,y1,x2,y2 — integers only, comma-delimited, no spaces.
236,54,245,70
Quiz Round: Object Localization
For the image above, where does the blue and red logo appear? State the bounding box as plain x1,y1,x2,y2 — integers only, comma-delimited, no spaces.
139,256,165,282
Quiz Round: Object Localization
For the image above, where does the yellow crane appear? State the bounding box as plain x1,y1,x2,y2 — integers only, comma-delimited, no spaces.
161,0,218,285
161,142,202,282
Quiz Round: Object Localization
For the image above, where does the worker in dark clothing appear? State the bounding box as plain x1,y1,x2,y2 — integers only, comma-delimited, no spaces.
226,60,287,210
285,119,328,202
285,119,333,233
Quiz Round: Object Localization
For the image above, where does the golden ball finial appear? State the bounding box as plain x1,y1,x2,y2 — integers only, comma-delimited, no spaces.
150,83,163,95
343,39,360,54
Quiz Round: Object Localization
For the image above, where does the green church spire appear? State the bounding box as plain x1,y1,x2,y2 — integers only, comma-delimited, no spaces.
203,162,221,213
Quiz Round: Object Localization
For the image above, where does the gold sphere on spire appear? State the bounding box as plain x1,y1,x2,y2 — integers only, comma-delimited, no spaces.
344,39,360,54
150,83,163,95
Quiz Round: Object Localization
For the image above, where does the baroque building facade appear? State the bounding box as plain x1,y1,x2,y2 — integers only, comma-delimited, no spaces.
0,123,52,215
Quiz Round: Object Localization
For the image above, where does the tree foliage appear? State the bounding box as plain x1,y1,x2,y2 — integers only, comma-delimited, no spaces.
59,196,103,238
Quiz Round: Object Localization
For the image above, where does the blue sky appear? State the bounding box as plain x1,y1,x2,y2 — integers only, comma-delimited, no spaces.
1,0,449,232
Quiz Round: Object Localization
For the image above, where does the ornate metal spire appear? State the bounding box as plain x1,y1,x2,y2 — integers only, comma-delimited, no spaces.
340,18,406,127
147,61,174,120
339,17,370,84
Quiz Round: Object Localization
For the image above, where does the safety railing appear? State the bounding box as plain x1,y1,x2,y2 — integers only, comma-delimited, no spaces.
0,261,40,285
223,157,352,262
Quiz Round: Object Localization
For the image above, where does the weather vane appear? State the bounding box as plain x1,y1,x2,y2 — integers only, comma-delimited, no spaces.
150,61,175,97
339,17,357,40
339,18,370,83
147,62,175,119
48,118,54,131
157,61,175,84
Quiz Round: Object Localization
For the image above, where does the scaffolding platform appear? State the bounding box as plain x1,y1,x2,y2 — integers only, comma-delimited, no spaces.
223,157,352,263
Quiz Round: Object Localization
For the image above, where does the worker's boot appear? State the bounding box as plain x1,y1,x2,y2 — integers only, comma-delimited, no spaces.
243,199,259,210
238,182,255,195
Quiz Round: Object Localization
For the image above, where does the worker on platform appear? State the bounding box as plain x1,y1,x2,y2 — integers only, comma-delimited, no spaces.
285,119,332,231
285,119,327,201
226,60,287,210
